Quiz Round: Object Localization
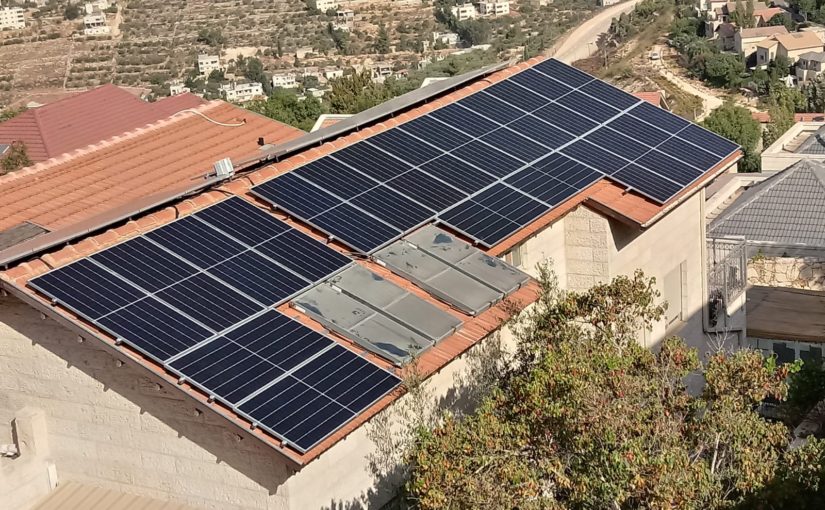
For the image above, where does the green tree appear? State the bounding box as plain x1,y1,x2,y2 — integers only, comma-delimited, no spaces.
327,71,392,113
1,141,32,174
456,19,491,46
245,89,324,131
703,102,761,172
406,268,820,509
703,53,745,89
63,3,80,20
763,84,805,147
0,106,26,122
375,24,390,54
744,0,756,28
197,28,225,48
243,57,271,95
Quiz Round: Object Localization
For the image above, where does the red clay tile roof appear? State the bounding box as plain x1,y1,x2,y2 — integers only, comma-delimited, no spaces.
632,91,665,107
752,111,825,123
0,101,304,234
0,56,742,465
0,85,204,162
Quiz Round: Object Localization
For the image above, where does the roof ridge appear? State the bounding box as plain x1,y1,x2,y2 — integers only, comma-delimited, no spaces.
0,101,225,187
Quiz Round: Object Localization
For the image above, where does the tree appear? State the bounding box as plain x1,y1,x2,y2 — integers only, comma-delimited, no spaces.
0,106,26,122
243,57,271,95
375,24,390,54
703,53,745,89
245,89,324,131
456,19,491,46
763,84,805,148
196,27,225,48
702,102,762,172
327,71,392,113
406,268,823,509
63,3,80,20
744,0,756,28
1,141,32,174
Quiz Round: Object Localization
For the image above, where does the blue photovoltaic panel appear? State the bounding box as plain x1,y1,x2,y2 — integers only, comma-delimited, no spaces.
367,129,442,166
154,273,262,330
145,216,246,269
256,229,351,282
472,183,547,225
97,296,213,361
295,159,378,200
91,237,198,293
253,172,342,219
29,258,144,320
208,250,310,305
252,58,741,250
312,202,402,253
194,197,290,246
237,341,400,452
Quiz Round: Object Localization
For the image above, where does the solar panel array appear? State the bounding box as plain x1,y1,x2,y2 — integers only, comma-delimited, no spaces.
29,197,401,452
252,59,738,252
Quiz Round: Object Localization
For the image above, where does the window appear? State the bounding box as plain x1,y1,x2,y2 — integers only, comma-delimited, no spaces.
664,261,687,326
504,243,525,268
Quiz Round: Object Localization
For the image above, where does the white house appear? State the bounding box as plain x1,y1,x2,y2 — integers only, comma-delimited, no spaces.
168,82,190,96
82,12,110,36
451,3,478,20
324,67,344,80
313,0,338,11
476,0,510,16
0,7,25,30
84,0,110,15
272,72,298,89
432,31,459,47
220,81,264,103
197,54,222,77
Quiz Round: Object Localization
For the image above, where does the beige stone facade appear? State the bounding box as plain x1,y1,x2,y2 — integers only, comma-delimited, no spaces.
748,256,825,290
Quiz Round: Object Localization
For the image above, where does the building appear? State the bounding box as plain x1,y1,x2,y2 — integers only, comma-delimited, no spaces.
0,85,204,164
735,25,789,59
598,0,622,6
84,0,110,14
0,6,25,30
324,67,344,80
796,51,825,82
432,31,459,47
476,0,510,16
220,81,264,103
753,6,785,26
715,22,737,51
755,31,823,66
83,12,110,35
707,160,825,361
631,90,670,110
197,54,222,77
759,119,825,172
335,8,354,25
168,82,190,96
0,58,742,510
370,62,393,83
451,2,478,20
313,0,338,11
271,72,298,89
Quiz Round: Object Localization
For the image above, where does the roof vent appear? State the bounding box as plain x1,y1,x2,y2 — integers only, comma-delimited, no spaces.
213,157,234,178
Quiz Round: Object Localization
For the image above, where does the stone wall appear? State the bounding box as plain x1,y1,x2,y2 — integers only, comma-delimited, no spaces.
563,206,609,292
748,256,825,290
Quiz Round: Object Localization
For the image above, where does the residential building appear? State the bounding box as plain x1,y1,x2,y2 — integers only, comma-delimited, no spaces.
0,58,741,510
295,46,313,59
313,0,338,11
335,8,354,25
197,54,222,77
0,85,203,163
304,87,326,99
0,6,25,30
83,12,110,35
734,25,788,59
598,0,622,6
220,81,264,103
84,0,110,14
476,0,510,16
753,6,784,26
755,31,823,65
168,82,190,96
271,72,298,88
324,67,344,80
796,51,825,82
370,62,393,83
432,31,459,47
715,22,737,51
451,2,478,20
631,90,670,110
761,119,825,172
706,160,825,361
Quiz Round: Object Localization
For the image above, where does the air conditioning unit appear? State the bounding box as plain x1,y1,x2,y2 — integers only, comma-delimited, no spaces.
213,157,234,178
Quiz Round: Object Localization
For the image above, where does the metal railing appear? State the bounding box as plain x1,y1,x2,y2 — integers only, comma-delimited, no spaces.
707,236,747,314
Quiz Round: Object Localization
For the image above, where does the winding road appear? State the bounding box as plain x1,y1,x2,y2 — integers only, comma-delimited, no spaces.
551,0,646,63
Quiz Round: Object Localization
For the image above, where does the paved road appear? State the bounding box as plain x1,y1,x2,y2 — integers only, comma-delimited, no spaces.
551,0,645,63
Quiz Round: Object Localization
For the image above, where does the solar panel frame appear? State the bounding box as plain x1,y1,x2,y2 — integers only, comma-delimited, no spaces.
429,102,501,137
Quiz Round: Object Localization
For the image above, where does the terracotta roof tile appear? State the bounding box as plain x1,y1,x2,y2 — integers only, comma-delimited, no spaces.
0,85,205,162
632,91,665,107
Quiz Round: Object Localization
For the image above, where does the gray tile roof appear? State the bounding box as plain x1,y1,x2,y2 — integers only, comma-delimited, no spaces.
710,160,825,247
795,125,825,154
800,51,825,63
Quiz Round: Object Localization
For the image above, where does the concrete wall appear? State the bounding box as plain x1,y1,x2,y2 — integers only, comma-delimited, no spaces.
748,256,825,290
0,292,501,510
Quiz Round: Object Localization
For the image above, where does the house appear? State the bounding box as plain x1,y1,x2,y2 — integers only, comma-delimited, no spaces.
0,58,742,510
755,31,823,65
476,0,510,16
715,22,737,50
168,82,190,96
370,62,393,83
753,6,785,26
84,0,110,14
707,160,825,360
432,31,459,47
631,90,671,110
83,12,110,35
598,0,622,5
451,2,478,20
335,8,354,25
324,67,344,80
796,51,825,82
735,25,788,59
313,0,338,11
220,81,264,103
271,72,298,89
0,6,24,30
759,119,825,172
197,54,222,77
0,85,204,163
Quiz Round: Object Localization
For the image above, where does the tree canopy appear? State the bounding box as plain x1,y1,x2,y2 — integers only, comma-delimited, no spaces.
406,268,825,508
1,141,32,174
245,90,324,132
702,102,762,172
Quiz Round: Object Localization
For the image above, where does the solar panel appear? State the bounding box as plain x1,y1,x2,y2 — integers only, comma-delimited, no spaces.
252,58,740,250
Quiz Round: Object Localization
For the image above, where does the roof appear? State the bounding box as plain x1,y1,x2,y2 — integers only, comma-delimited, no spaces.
794,124,825,154
799,51,825,62
0,56,741,466
34,481,194,510
710,160,825,247
775,31,823,51
751,111,825,123
754,6,785,21
725,0,771,12
756,38,779,49
631,90,668,109
0,101,304,244
0,85,204,162
739,26,789,39
717,22,737,38
310,113,352,132
747,286,825,344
